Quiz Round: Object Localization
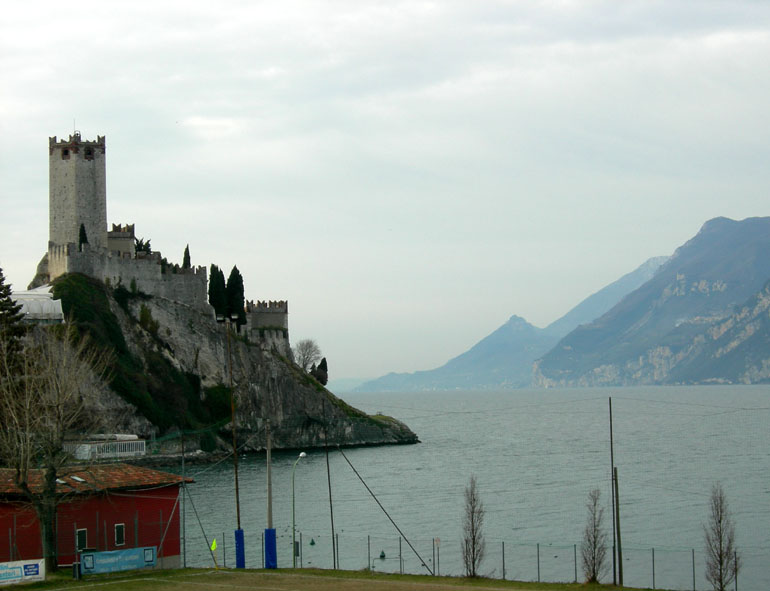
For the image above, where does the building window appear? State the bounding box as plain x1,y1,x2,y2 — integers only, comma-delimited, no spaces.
84,147,94,160
61,149,70,160
114,523,125,546
76,528,88,552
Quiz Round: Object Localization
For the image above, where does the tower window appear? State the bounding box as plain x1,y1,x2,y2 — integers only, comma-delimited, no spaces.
61,149,70,160
84,147,94,160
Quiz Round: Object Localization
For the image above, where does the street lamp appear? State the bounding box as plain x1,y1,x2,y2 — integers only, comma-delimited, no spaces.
292,451,307,568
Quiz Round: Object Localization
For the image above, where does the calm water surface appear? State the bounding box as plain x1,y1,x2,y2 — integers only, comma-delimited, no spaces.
165,386,770,590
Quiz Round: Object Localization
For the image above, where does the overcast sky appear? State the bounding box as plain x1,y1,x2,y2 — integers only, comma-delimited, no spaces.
2,1,770,382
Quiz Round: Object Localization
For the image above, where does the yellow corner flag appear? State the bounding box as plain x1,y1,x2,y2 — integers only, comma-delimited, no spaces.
211,538,217,551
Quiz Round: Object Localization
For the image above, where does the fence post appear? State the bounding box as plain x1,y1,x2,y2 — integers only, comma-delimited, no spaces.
368,535,371,571
692,549,696,591
537,543,540,582
399,536,403,574
502,541,505,580
300,532,303,568
222,531,226,568
432,538,435,576
261,531,265,569
652,547,655,589
336,533,339,569
574,544,577,582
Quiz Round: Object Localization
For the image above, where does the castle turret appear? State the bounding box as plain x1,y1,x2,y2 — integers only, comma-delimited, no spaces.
49,133,108,250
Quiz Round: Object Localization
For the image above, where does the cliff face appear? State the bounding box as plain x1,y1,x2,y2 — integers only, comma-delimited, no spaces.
54,274,418,450
533,217,770,387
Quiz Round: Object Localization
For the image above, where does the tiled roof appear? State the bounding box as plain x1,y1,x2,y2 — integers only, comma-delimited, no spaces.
0,464,193,497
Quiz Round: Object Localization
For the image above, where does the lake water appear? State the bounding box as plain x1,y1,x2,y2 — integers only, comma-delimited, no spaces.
164,386,770,590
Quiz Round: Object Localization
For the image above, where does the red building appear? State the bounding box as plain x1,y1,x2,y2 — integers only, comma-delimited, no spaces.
0,464,191,568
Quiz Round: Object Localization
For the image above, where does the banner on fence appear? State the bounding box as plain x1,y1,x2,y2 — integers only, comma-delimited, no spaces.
0,559,45,586
80,546,156,575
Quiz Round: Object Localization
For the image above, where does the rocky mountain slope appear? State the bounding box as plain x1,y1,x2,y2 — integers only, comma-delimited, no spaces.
534,217,770,386
54,273,418,449
356,256,667,391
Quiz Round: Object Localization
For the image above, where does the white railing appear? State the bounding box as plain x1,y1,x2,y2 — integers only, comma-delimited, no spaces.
64,439,146,460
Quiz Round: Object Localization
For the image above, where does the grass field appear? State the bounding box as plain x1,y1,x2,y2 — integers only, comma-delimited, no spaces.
29,568,655,591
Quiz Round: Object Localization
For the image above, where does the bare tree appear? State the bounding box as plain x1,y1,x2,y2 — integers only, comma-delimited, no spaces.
704,483,740,591
461,474,485,577
0,324,111,571
293,338,322,372
581,488,608,583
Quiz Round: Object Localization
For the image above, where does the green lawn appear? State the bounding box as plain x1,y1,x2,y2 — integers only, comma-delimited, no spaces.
27,568,657,591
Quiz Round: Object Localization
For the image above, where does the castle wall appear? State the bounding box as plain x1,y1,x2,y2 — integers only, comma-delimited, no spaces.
48,243,209,311
250,328,291,355
245,300,290,354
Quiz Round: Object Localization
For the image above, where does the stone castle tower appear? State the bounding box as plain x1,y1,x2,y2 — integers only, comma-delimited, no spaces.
33,132,289,354
48,133,108,250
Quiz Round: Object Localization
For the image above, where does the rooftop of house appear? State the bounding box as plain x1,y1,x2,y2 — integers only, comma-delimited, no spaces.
0,463,192,497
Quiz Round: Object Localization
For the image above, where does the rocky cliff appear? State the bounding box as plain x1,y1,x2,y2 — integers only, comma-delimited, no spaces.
53,273,418,450
533,217,770,387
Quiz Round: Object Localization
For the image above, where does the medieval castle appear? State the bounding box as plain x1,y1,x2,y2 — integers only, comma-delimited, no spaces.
33,133,289,352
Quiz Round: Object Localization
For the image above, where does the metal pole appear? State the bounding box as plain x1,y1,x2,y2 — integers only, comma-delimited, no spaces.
181,431,186,568
574,543,577,583
369,535,371,571
266,421,272,529
225,318,241,530
537,543,540,583
323,399,337,570
692,548,695,591
609,397,617,586
502,541,506,580
652,547,655,589
292,452,306,568
614,467,623,587
399,536,403,574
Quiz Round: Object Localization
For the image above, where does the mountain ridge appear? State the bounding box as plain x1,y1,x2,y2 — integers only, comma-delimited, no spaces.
534,216,770,386
356,255,667,391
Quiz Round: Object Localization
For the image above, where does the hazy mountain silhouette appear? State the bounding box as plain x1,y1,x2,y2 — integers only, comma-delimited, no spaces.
355,256,667,391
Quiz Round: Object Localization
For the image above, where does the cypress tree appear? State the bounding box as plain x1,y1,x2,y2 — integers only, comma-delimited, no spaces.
78,224,88,251
208,264,227,317
225,265,247,329
182,245,191,269
311,357,329,385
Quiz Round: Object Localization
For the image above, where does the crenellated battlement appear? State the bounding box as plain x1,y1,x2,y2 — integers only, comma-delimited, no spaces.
49,132,106,155
110,223,135,234
245,298,289,354
246,299,288,313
